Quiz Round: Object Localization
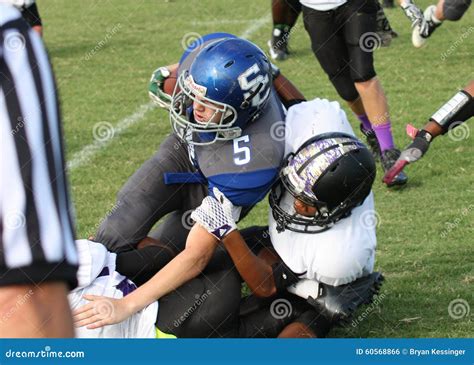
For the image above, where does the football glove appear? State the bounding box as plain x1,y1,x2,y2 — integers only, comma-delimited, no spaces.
148,67,172,110
401,1,425,29
383,125,432,185
191,188,237,240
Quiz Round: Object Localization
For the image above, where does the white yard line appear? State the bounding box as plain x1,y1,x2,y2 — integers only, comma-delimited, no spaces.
67,102,155,170
239,13,271,39
67,13,271,171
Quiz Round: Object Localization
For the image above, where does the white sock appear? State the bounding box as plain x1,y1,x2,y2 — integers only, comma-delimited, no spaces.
430,7,443,24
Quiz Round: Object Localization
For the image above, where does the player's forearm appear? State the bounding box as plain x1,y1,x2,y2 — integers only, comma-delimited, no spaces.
273,73,306,108
463,80,474,97
222,231,276,297
424,80,474,136
123,229,216,313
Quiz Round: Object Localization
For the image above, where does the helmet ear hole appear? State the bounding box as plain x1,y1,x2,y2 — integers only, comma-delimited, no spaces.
224,60,234,68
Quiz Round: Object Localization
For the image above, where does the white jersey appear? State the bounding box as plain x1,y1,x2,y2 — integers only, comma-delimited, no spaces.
0,0,35,9
269,99,377,287
300,0,347,11
68,240,158,338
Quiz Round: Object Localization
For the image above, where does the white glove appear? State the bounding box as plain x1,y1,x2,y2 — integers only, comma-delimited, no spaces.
148,67,172,110
191,188,238,240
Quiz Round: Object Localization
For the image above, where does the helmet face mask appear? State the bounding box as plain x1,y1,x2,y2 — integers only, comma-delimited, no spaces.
170,72,242,145
170,37,272,145
269,132,376,234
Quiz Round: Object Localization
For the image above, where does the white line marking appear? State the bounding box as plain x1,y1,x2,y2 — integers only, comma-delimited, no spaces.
66,13,270,171
67,102,155,170
240,13,271,39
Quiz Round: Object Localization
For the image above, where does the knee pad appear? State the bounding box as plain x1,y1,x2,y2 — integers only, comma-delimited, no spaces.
443,0,471,20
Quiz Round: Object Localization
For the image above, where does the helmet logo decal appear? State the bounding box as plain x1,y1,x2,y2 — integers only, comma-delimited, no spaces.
185,74,207,97
237,63,270,108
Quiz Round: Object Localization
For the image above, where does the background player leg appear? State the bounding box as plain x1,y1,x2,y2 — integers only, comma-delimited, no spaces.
268,0,302,60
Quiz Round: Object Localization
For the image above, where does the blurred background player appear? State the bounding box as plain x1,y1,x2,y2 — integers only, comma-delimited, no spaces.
0,0,43,36
300,0,408,187
0,4,77,337
267,0,397,61
412,0,472,47
383,80,474,184
268,0,302,61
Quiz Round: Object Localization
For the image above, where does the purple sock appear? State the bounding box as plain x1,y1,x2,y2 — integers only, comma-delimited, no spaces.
356,114,373,132
373,122,395,152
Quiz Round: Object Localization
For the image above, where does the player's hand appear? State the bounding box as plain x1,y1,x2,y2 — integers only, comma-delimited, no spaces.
148,67,172,110
73,295,134,330
191,188,237,240
383,125,432,185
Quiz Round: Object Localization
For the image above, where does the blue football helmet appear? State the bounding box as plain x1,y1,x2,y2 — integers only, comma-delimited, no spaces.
170,37,272,145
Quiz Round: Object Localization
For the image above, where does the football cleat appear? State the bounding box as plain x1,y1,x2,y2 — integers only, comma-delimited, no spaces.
360,125,381,161
412,5,442,48
268,27,291,61
376,6,398,47
306,272,385,325
381,148,408,186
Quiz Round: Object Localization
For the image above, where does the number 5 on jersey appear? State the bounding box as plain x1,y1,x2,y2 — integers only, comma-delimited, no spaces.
233,135,251,165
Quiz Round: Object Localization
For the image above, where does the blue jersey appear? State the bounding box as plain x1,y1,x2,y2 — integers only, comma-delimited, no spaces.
177,33,286,212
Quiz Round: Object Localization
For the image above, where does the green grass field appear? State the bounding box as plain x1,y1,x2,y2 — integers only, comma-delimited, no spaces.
41,0,472,337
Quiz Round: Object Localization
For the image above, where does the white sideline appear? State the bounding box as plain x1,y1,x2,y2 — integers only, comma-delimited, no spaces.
66,14,271,171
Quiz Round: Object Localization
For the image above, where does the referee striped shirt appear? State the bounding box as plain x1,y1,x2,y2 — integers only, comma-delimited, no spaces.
0,4,77,288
